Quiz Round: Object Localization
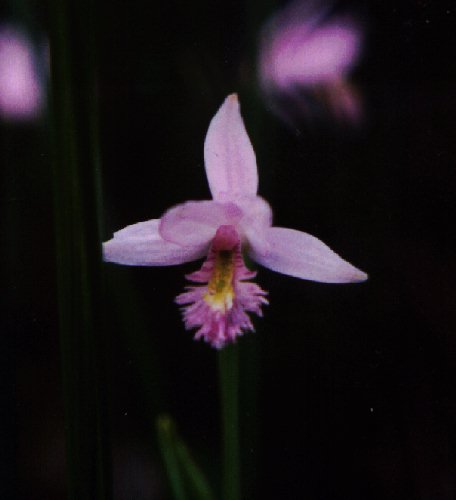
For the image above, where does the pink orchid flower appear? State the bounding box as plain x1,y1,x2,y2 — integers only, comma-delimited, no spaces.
258,0,363,124
103,94,367,349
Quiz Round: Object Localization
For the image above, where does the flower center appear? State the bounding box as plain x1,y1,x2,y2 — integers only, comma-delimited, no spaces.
204,249,235,312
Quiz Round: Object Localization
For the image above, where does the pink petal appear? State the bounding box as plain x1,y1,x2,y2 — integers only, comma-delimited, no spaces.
204,94,258,201
249,226,367,283
159,200,243,247
238,196,273,250
103,219,206,266
237,196,273,230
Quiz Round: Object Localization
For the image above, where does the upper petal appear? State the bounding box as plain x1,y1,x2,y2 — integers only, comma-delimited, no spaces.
103,219,206,266
159,200,243,247
249,226,367,283
204,94,258,201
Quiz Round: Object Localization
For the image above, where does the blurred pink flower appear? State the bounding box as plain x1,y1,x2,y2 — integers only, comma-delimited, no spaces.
258,1,364,125
0,25,44,121
103,94,367,348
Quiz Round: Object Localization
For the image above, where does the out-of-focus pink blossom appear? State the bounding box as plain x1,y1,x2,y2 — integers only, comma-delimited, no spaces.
103,95,367,349
0,25,44,121
258,1,364,125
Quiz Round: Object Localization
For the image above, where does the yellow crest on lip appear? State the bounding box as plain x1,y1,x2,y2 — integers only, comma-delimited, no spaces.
204,250,235,312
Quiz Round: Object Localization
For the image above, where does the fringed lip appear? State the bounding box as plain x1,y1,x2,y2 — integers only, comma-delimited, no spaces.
176,225,268,349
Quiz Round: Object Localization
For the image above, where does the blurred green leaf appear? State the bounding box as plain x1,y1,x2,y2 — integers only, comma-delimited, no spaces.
48,0,111,498
157,414,215,500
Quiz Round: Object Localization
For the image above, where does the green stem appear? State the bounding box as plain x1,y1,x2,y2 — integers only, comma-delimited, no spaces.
48,0,111,498
218,345,240,500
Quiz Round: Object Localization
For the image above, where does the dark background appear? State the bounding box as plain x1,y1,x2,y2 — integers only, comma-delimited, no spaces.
2,0,456,498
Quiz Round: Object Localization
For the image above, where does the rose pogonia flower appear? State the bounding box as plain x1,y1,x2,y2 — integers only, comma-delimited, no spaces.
103,94,367,349
0,25,45,121
258,0,363,125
